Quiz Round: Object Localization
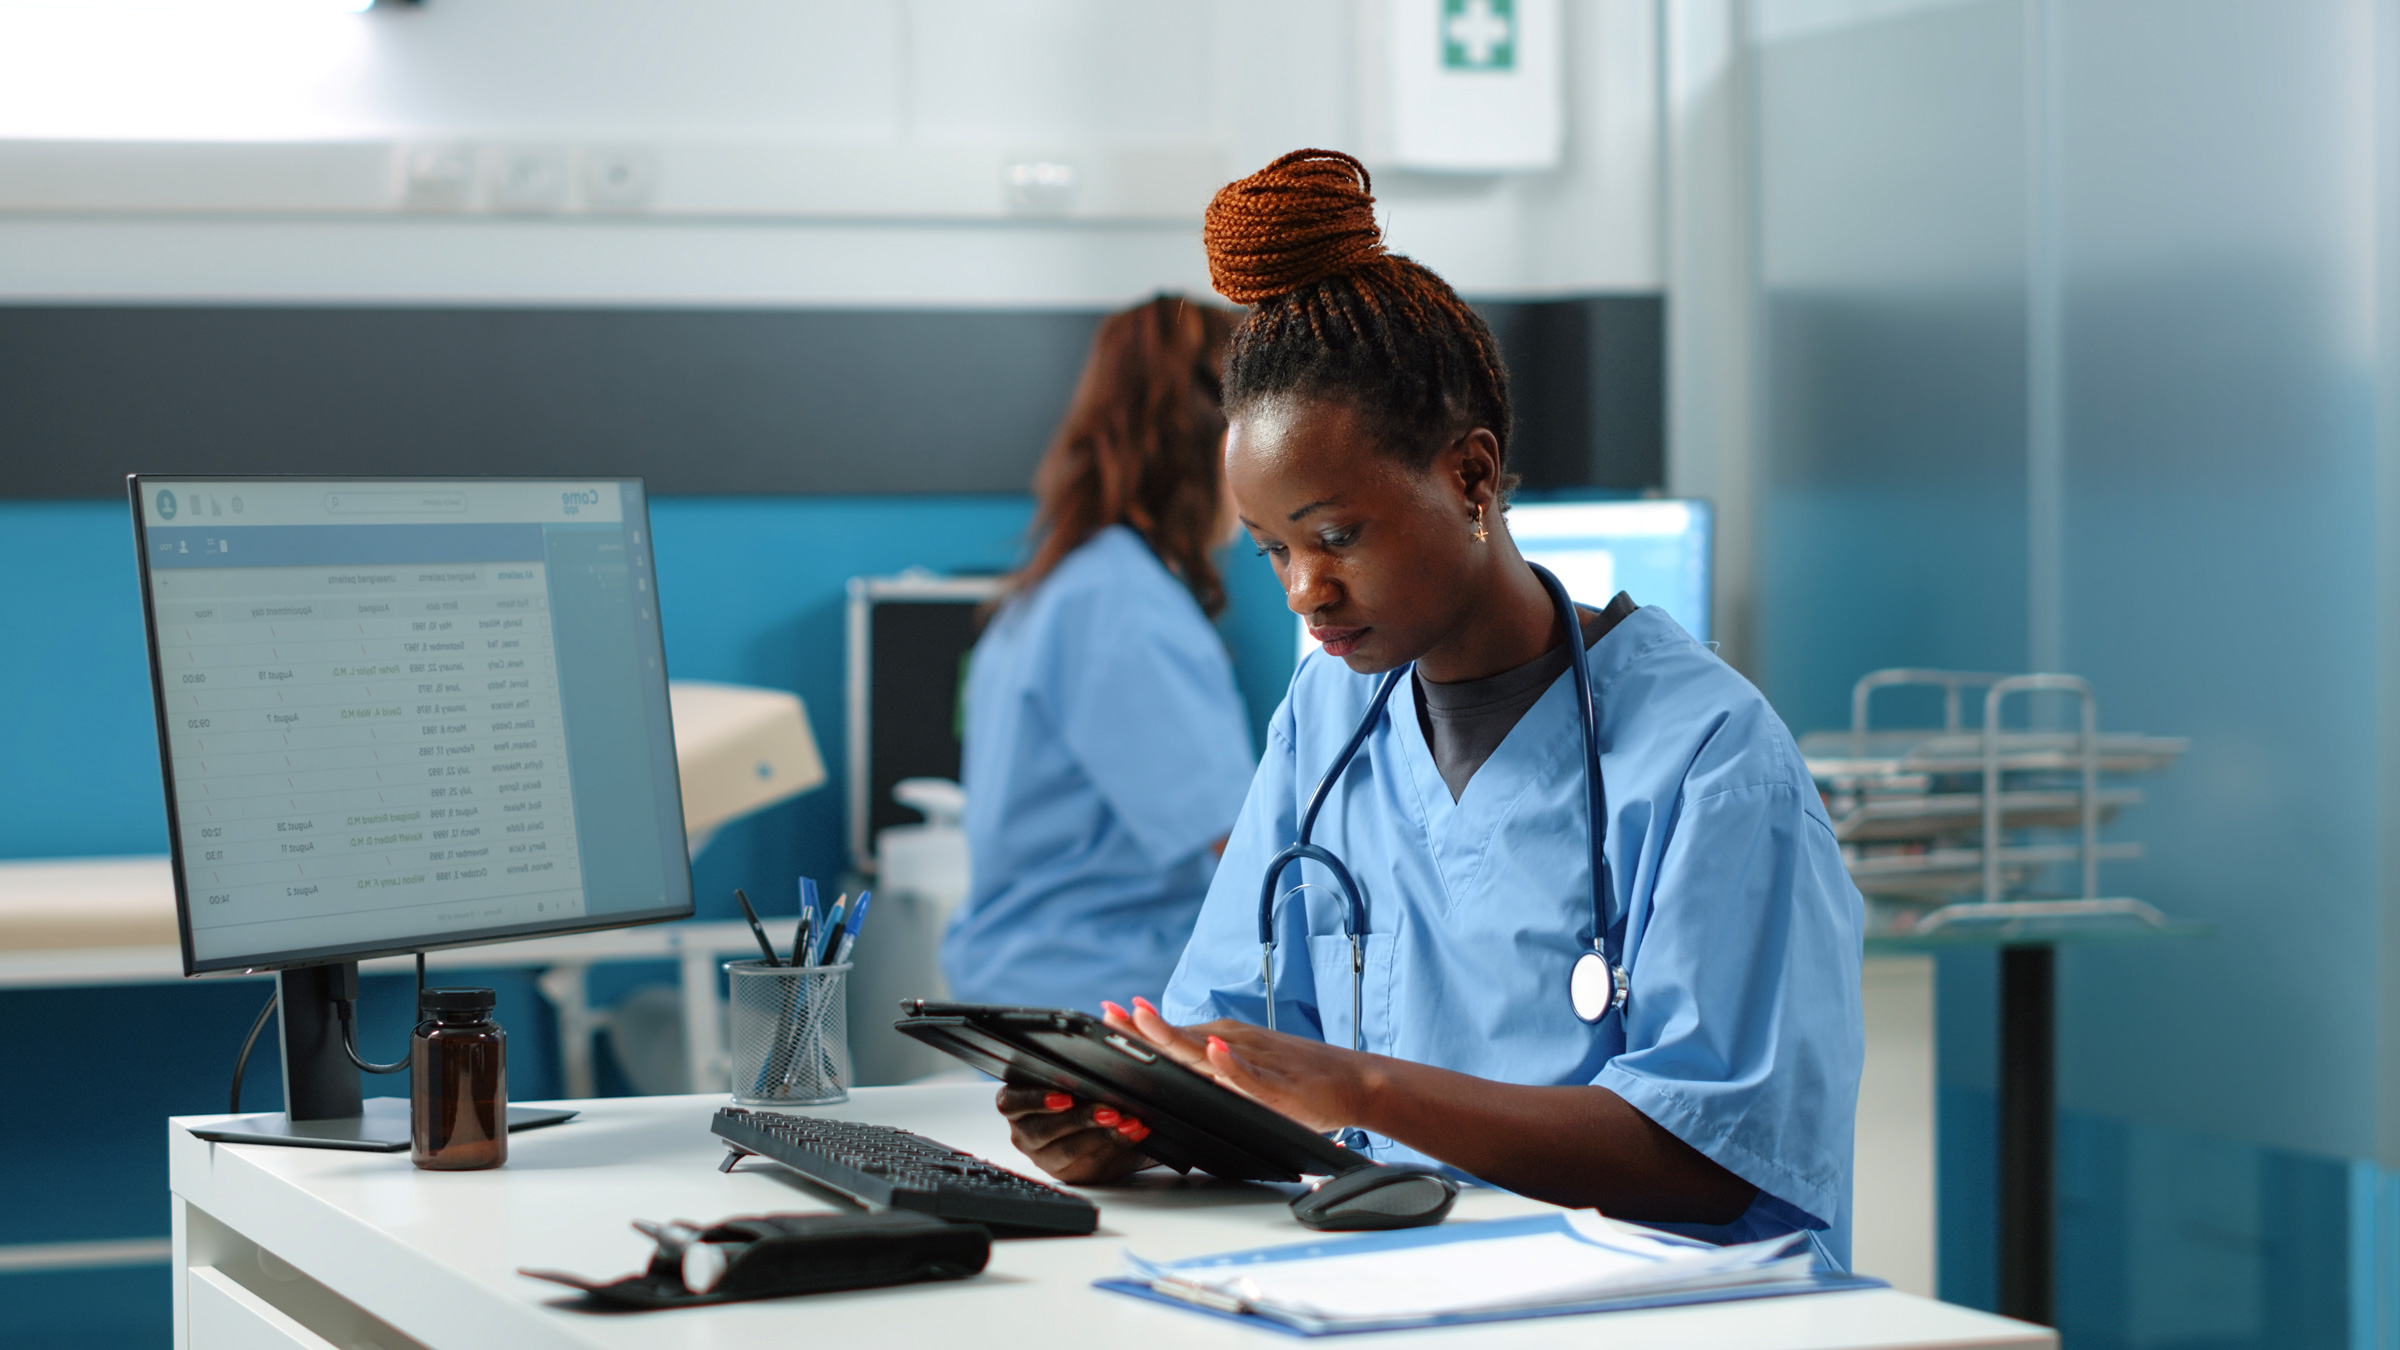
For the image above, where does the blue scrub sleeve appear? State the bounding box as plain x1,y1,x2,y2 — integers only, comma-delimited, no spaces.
1048,583,1256,871
1593,780,1864,1232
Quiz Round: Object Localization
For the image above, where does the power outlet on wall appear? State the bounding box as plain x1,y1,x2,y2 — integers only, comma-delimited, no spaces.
581,147,660,212
1001,158,1078,215
487,146,569,213
399,144,475,212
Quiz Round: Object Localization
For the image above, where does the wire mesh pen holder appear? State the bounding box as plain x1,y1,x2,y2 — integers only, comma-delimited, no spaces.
725,960,852,1107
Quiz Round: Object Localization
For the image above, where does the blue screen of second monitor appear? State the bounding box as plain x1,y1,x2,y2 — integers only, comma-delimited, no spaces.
1512,499,1713,644
1293,499,1713,659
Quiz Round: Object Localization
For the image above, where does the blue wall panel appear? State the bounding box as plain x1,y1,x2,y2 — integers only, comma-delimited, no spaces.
2053,1109,2353,1349
0,502,168,858
2,1265,174,1350
647,495,1032,918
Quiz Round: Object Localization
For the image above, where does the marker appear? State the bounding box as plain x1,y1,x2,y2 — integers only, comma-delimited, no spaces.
813,895,847,967
793,877,821,967
732,888,781,967
831,890,874,965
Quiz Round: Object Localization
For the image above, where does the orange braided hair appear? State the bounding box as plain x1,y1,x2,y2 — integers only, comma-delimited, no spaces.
1202,149,1512,472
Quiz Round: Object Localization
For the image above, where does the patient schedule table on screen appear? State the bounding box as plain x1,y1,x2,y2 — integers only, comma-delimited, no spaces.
150,549,587,958
135,479,689,973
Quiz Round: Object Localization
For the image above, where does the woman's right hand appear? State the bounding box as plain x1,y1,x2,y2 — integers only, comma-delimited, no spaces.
996,1087,1154,1185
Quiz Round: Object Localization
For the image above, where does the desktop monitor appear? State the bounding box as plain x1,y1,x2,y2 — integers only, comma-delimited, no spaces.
1294,497,1713,659
131,476,692,1145
845,571,1003,872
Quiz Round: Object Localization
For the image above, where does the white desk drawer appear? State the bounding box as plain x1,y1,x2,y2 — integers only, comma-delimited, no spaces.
188,1267,338,1350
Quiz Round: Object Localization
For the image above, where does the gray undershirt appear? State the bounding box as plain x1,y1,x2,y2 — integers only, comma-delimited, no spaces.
1413,591,1638,802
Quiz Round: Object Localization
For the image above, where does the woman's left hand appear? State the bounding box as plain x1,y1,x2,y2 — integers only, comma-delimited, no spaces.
1101,997,1378,1134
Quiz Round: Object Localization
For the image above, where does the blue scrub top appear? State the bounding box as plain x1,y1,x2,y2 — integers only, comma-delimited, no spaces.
942,525,1257,1012
1163,605,1865,1262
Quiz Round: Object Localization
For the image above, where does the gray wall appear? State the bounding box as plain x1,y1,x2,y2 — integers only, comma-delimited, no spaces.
0,298,1662,498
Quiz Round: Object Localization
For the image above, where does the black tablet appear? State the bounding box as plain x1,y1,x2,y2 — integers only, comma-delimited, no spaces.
893,1001,1367,1183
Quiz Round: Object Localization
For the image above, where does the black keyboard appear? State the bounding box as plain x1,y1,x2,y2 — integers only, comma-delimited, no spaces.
711,1107,1099,1237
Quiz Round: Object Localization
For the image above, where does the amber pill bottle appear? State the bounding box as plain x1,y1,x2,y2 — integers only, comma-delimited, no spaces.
411,987,507,1170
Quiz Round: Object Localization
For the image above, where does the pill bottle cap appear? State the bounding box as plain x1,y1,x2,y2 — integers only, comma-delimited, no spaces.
419,986,497,1016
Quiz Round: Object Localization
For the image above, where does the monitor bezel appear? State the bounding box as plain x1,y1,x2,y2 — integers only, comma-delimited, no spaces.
129,473,696,977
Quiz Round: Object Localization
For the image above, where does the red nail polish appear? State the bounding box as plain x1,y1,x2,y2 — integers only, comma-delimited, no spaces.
1043,1092,1072,1112
1207,1035,1228,1053
1092,1107,1120,1127
1102,1001,1129,1019
1132,995,1158,1013
1125,1120,1151,1142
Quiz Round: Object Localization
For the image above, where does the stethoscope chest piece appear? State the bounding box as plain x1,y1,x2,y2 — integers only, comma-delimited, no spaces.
1570,949,1627,1025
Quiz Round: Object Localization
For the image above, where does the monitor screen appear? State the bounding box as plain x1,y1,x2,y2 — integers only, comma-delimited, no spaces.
131,477,692,975
1295,498,1713,661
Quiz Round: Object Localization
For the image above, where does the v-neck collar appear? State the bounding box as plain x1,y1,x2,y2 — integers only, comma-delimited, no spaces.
1389,658,1589,918
1407,593,1637,804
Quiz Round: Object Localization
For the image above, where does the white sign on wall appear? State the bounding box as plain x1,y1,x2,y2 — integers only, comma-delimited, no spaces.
1360,0,1564,173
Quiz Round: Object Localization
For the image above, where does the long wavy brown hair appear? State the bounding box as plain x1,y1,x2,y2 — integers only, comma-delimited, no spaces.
1001,294,1240,616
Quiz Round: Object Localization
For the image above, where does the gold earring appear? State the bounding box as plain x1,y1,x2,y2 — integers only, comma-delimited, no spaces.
1471,504,1490,544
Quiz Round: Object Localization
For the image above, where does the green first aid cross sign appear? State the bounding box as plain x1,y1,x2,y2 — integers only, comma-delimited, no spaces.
1442,0,1516,71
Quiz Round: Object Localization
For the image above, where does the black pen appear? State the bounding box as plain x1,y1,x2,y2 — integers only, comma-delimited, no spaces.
733,888,782,966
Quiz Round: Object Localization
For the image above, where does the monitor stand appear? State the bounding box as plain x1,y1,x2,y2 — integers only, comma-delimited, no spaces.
187,962,576,1152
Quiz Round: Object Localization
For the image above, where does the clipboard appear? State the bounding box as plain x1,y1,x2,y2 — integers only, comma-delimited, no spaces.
892,1000,1365,1183
1092,1267,1889,1336
1092,1214,1888,1336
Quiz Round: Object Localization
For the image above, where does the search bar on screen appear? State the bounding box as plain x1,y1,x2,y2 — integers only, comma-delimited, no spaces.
324,491,468,515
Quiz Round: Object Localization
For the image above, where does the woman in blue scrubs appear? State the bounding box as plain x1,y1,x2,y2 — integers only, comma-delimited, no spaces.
940,295,1258,1013
1000,153,1866,1260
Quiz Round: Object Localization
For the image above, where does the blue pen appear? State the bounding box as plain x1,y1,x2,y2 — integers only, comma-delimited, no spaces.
794,877,820,967
814,895,847,967
832,890,874,965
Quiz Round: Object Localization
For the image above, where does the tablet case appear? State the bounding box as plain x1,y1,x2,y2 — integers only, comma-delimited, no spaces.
893,1001,1366,1183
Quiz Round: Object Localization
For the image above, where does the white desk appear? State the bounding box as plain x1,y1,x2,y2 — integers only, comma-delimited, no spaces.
169,1084,2045,1350
22,852,1931,1301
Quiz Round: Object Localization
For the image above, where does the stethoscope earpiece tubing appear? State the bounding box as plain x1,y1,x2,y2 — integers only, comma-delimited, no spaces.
1532,564,1615,950
1534,564,1629,1024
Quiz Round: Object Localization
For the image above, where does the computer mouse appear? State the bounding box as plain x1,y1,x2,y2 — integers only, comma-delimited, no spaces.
1288,1164,1459,1231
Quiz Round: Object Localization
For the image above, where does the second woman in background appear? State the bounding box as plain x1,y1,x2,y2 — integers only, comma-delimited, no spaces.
939,295,1256,1012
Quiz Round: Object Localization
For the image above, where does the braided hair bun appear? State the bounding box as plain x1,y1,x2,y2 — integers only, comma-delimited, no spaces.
1202,149,1513,474
1202,149,1387,304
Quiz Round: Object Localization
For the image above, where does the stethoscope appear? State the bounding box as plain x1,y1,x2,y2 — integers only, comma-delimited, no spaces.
1256,563,1626,1052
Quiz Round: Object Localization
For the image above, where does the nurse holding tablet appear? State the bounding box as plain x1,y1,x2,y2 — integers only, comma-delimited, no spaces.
1000,152,1866,1264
